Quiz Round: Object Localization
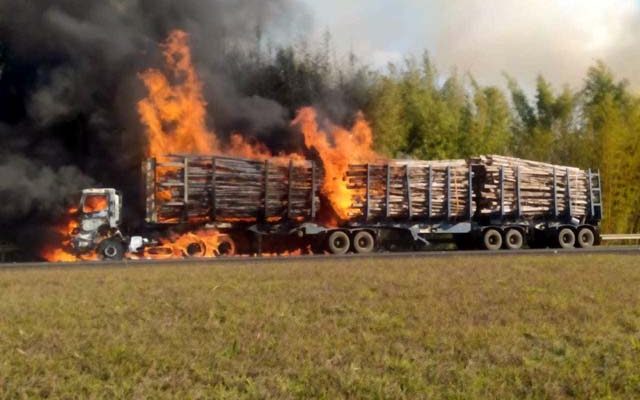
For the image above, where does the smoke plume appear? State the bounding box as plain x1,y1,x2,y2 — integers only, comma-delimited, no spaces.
0,0,311,256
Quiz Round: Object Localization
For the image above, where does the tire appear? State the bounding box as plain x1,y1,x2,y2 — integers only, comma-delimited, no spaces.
557,228,576,249
504,229,524,250
327,231,350,255
353,231,375,254
97,239,124,260
483,229,502,251
577,227,595,248
185,241,206,257
216,236,236,256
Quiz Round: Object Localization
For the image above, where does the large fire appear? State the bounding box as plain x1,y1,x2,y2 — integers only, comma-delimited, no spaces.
137,30,218,157
137,29,379,221
143,229,231,259
41,209,82,262
293,107,379,220
137,30,285,161
42,29,381,262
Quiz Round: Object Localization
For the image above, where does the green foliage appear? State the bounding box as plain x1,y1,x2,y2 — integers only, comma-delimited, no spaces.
1,255,640,398
366,57,513,160
212,37,638,233
581,63,640,233
463,79,512,156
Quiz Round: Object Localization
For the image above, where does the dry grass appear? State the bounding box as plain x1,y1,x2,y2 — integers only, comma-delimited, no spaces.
1,254,640,399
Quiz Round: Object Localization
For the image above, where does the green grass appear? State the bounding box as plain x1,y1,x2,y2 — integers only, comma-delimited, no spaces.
1,254,640,399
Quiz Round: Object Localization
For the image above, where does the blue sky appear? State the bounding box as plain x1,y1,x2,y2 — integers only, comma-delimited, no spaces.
300,0,640,88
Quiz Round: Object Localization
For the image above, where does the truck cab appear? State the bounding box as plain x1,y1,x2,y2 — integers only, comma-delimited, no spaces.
70,188,125,258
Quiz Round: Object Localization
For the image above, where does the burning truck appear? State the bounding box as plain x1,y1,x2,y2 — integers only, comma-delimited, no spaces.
43,30,602,261
65,153,602,260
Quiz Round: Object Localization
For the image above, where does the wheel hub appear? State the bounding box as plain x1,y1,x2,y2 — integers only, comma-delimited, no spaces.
104,246,117,257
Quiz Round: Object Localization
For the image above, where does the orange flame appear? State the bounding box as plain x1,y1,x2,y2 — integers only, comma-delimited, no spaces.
43,30,385,262
144,230,234,259
138,30,218,157
137,30,301,164
82,195,108,213
292,107,379,221
41,210,81,262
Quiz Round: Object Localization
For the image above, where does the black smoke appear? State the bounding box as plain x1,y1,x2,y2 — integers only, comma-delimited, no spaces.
0,0,313,257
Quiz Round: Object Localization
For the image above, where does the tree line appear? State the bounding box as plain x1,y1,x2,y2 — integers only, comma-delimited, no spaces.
1,33,637,234
222,38,640,234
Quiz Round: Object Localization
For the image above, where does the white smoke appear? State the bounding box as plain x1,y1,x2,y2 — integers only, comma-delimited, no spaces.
305,0,640,88
429,0,640,88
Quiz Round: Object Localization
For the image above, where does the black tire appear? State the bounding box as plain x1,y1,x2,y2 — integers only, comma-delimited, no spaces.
577,227,595,248
97,239,124,260
504,229,524,250
327,231,350,255
483,229,502,251
217,236,236,256
557,228,576,249
353,231,375,254
185,241,206,257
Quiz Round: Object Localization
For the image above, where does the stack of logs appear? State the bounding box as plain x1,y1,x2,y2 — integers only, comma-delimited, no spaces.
145,153,593,225
346,159,474,220
347,155,592,221
470,155,589,218
145,155,319,224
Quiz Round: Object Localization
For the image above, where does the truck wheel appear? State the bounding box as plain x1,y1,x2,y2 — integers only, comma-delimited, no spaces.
98,239,124,261
327,231,350,255
353,231,375,254
557,228,576,249
577,228,595,248
216,236,236,256
185,241,206,257
504,229,524,250
483,229,502,251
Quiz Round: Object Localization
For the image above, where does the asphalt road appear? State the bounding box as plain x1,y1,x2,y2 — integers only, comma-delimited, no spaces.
1,246,638,270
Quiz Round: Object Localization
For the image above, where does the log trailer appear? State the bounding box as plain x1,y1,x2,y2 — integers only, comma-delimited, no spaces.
68,154,602,260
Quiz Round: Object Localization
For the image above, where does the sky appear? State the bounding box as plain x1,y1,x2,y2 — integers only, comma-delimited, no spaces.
301,0,640,89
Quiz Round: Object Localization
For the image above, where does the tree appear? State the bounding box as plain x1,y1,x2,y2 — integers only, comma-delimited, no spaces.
582,62,640,233
462,77,512,156
367,71,409,156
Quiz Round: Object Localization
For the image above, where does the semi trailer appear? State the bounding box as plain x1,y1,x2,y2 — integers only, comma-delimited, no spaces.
68,154,602,260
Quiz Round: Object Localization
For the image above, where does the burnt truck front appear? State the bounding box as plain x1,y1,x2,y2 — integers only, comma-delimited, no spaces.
70,188,124,255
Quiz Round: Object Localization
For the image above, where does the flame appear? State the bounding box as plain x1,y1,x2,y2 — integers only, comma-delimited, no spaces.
82,195,108,213
226,133,272,160
41,211,81,262
144,230,234,259
260,246,312,257
43,30,384,262
138,30,218,157
292,107,379,221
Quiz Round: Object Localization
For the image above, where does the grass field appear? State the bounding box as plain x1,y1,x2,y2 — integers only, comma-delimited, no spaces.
1,254,640,399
